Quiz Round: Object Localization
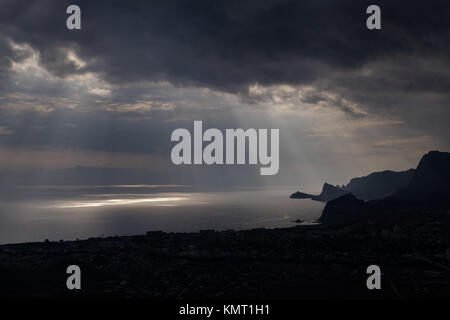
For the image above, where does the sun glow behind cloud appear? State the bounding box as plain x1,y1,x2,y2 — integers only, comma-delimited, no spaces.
1,5,449,188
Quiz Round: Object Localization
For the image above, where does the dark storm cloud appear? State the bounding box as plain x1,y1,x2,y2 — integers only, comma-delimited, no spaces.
1,0,449,92
0,37,31,88
0,0,450,186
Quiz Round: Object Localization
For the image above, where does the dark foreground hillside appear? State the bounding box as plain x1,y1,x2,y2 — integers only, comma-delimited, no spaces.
1,208,449,300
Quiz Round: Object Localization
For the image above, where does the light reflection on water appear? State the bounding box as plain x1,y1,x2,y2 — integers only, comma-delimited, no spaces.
0,185,324,244
53,197,189,208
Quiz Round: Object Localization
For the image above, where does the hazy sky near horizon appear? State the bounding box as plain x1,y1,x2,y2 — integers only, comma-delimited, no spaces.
0,0,449,187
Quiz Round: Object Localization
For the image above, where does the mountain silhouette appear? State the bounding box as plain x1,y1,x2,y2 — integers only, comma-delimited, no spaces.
290,183,348,202
343,169,415,200
319,194,366,224
319,151,450,224
311,183,349,202
291,168,414,203
407,151,450,191
394,151,450,206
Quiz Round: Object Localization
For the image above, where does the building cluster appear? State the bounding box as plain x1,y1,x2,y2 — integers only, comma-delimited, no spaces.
0,210,449,299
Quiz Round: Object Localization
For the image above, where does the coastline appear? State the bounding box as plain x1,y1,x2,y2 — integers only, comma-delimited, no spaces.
1,210,448,300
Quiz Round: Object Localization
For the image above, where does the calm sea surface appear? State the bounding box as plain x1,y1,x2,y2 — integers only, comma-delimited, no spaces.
0,185,324,244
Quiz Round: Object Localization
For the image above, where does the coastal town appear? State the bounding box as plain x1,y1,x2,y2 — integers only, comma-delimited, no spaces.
1,208,449,300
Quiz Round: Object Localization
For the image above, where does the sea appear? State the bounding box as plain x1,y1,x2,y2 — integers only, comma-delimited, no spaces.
0,185,324,244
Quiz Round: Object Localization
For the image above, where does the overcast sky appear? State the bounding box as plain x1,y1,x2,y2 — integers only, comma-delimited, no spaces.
0,0,449,188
